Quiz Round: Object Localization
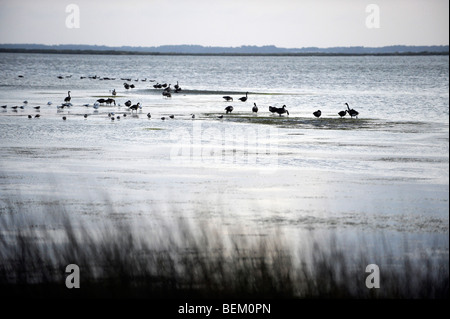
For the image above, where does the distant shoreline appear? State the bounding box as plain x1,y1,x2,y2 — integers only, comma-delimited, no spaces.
0,48,448,57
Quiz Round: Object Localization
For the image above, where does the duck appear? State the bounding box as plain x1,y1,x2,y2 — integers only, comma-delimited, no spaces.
252,103,258,113
313,110,321,118
217,115,223,119
62,116,67,121
28,115,32,119
223,96,233,102
112,89,116,96
147,113,151,119
169,115,175,119
191,114,195,119
33,106,40,110
124,100,132,107
238,92,248,102
84,114,88,119
35,114,40,118
225,106,234,114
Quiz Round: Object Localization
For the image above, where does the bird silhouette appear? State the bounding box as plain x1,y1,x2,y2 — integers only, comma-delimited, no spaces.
345,103,359,118
313,110,321,118
225,106,234,114
64,91,71,103
238,92,248,102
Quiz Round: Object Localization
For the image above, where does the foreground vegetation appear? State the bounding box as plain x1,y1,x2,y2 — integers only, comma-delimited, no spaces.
0,201,448,299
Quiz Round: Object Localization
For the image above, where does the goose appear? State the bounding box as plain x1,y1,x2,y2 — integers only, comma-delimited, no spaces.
345,103,359,118
62,116,67,121
112,89,116,96
161,117,166,120
338,110,347,118
225,106,234,114
223,96,233,102
28,115,32,119
238,92,248,102
105,98,116,106
64,91,71,103
169,115,175,119
129,103,140,112
124,100,132,107
275,105,289,116
162,91,172,98
84,114,88,119
130,84,135,89
252,103,258,113
269,106,277,114
123,83,130,89
191,114,195,119
313,110,321,118
147,113,151,119
11,106,18,110
174,81,180,91
23,100,28,104
35,114,40,118
97,98,107,104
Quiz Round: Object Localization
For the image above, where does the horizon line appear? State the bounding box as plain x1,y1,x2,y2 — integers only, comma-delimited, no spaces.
1,43,449,49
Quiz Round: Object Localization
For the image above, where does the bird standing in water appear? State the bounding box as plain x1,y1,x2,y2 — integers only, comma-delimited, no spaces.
225,106,234,114
252,103,258,113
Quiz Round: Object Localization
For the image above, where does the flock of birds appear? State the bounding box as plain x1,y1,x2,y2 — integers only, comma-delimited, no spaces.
1,80,360,121
220,92,358,119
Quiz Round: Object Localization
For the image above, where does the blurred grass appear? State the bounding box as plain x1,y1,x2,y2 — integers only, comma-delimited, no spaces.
0,200,448,299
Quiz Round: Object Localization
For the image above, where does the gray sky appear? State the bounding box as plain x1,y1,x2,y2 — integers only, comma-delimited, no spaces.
0,0,448,48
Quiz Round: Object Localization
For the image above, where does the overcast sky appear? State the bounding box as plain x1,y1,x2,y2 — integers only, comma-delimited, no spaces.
0,0,448,48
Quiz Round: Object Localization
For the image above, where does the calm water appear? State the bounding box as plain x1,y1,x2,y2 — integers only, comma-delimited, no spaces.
0,53,448,259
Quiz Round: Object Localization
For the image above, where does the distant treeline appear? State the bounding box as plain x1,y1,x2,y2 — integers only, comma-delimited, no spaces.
0,44,448,56
0,48,448,57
